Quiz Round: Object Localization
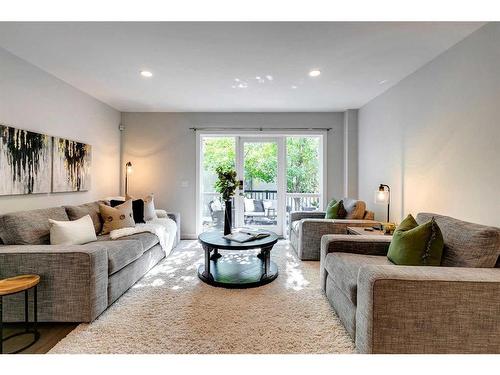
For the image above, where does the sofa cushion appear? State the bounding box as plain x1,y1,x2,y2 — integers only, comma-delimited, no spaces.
325,252,390,304
96,232,160,252
118,233,159,252
64,201,105,234
98,239,145,275
343,198,366,220
0,207,69,245
416,213,500,268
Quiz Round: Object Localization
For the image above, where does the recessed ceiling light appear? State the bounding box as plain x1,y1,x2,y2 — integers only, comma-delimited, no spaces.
291,85,298,89
379,79,388,85
140,70,153,78
266,75,273,81
309,69,321,77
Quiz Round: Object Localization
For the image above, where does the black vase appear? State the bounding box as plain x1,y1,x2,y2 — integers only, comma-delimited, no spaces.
224,199,232,235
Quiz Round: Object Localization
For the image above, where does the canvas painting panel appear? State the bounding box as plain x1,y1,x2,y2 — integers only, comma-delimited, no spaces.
0,124,52,195
52,137,92,192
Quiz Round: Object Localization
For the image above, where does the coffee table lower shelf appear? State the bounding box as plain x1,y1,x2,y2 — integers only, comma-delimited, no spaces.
197,254,278,289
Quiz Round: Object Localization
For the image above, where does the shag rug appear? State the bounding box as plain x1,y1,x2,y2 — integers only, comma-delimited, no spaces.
50,240,355,354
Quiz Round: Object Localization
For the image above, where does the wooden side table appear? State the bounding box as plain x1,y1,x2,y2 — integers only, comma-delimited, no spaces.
0,275,40,354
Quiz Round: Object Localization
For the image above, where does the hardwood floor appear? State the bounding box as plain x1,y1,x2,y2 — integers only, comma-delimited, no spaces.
1,323,77,354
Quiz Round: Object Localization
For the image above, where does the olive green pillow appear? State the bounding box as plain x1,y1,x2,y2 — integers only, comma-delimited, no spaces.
325,199,338,219
387,214,444,266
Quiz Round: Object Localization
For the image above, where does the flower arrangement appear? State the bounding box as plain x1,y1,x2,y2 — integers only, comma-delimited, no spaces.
214,166,238,235
214,166,238,201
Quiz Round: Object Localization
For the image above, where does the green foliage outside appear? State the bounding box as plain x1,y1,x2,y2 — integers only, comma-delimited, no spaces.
286,137,319,194
203,136,319,194
243,142,277,188
203,137,235,172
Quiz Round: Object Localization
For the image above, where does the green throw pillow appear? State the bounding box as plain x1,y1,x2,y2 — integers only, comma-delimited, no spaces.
387,214,444,266
325,199,339,219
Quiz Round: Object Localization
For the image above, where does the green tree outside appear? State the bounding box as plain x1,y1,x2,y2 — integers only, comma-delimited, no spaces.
203,136,319,195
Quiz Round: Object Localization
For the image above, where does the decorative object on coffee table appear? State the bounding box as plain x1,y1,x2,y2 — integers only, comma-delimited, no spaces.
0,275,40,354
214,166,238,235
374,183,391,222
197,230,279,288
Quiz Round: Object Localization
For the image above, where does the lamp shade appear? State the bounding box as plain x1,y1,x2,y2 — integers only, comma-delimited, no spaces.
374,189,389,204
126,161,133,174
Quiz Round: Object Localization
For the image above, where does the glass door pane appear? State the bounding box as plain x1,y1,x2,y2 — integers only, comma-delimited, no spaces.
238,138,282,234
200,136,236,233
285,136,322,231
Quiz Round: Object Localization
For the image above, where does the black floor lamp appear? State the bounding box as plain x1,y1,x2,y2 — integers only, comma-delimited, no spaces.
125,161,132,195
375,183,391,222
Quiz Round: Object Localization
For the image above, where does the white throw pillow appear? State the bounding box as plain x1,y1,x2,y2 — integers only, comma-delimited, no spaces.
244,198,255,212
143,194,157,221
49,214,97,245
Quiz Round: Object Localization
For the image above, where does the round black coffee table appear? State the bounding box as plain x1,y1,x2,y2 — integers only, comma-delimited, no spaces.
197,230,279,289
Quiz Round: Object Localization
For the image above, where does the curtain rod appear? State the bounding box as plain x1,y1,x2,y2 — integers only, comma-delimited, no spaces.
189,127,331,132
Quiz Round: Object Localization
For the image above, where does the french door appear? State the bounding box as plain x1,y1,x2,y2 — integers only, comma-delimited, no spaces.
198,133,325,237
235,137,285,235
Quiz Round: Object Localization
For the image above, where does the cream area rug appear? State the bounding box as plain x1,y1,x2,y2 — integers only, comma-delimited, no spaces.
50,240,355,354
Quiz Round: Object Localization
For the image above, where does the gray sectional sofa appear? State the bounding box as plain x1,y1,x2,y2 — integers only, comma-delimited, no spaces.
0,201,180,323
289,198,378,260
320,212,500,353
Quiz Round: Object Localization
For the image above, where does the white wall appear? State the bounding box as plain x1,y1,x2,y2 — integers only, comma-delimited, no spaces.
121,112,345,237
0,47,121,213
359,23,500,227
343,109,358,198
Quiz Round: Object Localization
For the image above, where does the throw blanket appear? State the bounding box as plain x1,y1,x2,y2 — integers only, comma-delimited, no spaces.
110,218,177,257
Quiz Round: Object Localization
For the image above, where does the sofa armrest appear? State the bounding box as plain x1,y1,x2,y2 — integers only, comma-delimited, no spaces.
319,235,391,289
0,243,109,322
289,211,326,222
356,265,500,353
289,211,325,232
320,234,391,258
290,218,380,260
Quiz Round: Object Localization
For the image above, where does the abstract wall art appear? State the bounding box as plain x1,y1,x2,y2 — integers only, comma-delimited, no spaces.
0,124,92,196
52,137,92,192
0,124,52,195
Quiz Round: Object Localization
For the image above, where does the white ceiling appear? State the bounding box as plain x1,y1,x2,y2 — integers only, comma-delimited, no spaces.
0,22,484,112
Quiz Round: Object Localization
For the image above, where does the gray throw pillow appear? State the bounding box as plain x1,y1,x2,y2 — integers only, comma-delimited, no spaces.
64,201,105,234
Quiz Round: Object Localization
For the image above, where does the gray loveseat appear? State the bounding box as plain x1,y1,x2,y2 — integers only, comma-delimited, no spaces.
289,198,378,260
0,201,180,323
320,213,500,353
